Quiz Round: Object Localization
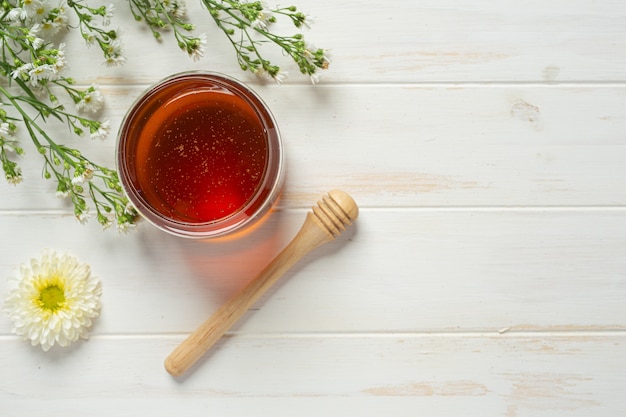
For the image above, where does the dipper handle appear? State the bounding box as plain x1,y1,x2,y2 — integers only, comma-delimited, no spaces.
165,190,358,377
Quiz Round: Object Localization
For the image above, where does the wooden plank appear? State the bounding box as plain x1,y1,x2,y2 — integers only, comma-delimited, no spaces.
2,85,626,210
1,0,624,415
1,334,624,416
50,0,626,84
1,209,624,335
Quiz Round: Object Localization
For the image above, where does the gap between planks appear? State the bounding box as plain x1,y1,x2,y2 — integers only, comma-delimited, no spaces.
85,81,626,88
1,206,626,216
2,329,622,341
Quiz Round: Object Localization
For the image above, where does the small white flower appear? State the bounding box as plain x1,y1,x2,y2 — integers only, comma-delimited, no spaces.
304,43,331,70
322,49,332,66
55,190,70,198
165,0,187,18
82,167,94,181
40,7,68,38
53,42,67,71
40,19,62,37
5,172,23,185
25,24,44,50
53,5,68,26
251,10,273,30
84,33,95,46
21,0,43,18
250,19,265,30
116,220,136,234
124,202,138,216
11,63,33,80
31,0,51,22
72,167,94,186
102,4,115,26
71,175,84,186
253,67,288,84
100,217,113,230
76,86,105,114
31,36,44,50
76,209,91,224
272,71,288,84
28,63,58,84
90,120,110,140
3,249,102,352
252,67,267,79
7,7,28,21
145,9,157,20
303,41,318,59
0,122,10,137
188,33,206,61
28,22,41,35
104,39,126,66
301,13,315,29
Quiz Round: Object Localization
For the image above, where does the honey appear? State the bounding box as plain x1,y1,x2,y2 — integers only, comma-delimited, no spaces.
117,72,283,238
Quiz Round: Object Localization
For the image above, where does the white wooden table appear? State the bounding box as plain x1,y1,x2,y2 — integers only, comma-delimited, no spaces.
2,1,625,415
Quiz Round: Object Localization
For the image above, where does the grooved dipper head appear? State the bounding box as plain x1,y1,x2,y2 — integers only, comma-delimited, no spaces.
312,189,359,237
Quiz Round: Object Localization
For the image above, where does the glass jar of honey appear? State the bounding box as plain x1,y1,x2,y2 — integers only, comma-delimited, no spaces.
117,71,284,238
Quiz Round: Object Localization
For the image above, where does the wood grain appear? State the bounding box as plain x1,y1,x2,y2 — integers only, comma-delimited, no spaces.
1,0,625,415
47,0,626,84
1,209,624,335
1,335,624,416
2,85,626,210
164,190,358,376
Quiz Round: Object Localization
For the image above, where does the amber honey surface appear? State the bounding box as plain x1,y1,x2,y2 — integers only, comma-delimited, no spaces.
123,77,271,224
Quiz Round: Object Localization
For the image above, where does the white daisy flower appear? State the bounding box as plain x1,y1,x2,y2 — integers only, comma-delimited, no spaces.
3,250,102,351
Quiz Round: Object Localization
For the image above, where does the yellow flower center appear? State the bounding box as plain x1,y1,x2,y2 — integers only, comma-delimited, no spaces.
39,284,66,311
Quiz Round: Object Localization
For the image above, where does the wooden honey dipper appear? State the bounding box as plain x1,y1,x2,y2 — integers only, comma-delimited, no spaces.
165,190,359,377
